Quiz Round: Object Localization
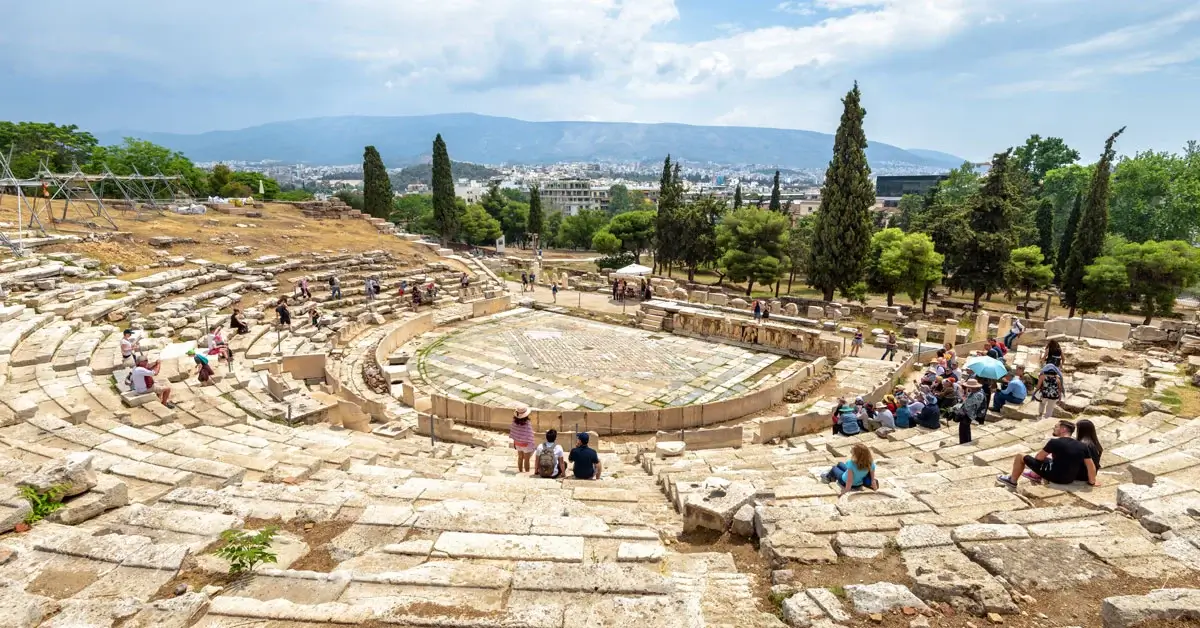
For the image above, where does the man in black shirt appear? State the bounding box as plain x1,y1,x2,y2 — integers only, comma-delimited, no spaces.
568,433,602,480
997,420,1098,487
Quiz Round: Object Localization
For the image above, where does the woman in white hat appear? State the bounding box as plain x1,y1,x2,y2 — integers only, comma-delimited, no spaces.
509,406,536,473
953,378,986,444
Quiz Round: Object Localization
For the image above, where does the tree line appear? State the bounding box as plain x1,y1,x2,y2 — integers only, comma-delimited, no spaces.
0,121,312,202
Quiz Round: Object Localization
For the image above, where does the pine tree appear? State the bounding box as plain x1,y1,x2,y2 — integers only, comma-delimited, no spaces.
1055,193,1082,283
1063,127,1125,316
527,186,544,246
769,171,782,212
951,149,1022,308
430,134,460,244
808,83,875,301
362,146,392,220
1035,197,1055,268
733,184,742,209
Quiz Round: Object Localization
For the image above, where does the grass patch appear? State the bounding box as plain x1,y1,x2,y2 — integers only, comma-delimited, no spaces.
829,585,846,599
1157,385,1200,415
1123,387,1151,416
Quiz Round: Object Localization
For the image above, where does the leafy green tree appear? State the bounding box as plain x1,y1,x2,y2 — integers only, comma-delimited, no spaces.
544,209,562,248
951,149,1022,308
219,182,253,198
209,164,233,193
769,171,782,212
866,227,908,306
1081,240,1200,324
809,83,875,301
1013,135,1080,190
85,138,208,198
785,215,814,292
500,188,529,204
527,186,545,245
229,171,279,200
608,184,633,215
608,210,656,261
0,122,98,178
717,206,790,296
896,194,925,231
1064,128,1125,316
899,233,944,313
733,184,743,209
391,194,432,229
678,196,726,281
499,201,529,247
335,190,364,210
276,189,314,202
1005,246,1055,317
559,209,609,250
430,134,460,244
362,146,391,218
1109,149,1200,243
480,180,507,220
1042,164,1093,241
459,203,502,245
1035,197,1055,267
592,229,622,255
912,163,978,278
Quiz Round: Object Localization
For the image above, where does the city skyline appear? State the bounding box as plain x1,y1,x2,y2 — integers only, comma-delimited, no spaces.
1,0,1197,160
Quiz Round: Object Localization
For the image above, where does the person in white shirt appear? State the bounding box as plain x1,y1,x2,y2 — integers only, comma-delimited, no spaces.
120,329,140,364
532,429,566,478
131,358,175,408
1004,319,1026,349
875,402,896,430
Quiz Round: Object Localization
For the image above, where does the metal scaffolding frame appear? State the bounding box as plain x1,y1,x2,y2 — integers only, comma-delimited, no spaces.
0,150,44,256
35,160,119,230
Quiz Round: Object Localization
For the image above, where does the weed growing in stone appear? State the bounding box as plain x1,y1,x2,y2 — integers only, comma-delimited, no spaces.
215,526,279,576
19,484,70,524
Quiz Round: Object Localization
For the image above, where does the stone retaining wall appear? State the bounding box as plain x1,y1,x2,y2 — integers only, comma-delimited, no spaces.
666,307,842,360
471,295,512,318
428,357,825,435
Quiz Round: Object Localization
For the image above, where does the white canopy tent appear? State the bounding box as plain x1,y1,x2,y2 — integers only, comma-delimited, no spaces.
613,263,652,277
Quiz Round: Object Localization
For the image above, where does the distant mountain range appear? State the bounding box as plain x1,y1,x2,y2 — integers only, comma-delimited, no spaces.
98,113,967,170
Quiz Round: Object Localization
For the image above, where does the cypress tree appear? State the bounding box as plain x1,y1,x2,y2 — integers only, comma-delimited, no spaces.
527,186,544,246
1063,127,1124,316
951,149,1021,308
769,170,782,212
733,184,743,209
362,146,392,220
1055,193,1082,284
655,156,682,274
430,134,460,244
808,83,875,301
1035,197,1055,268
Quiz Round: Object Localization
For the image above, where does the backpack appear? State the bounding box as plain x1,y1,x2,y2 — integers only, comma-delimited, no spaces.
535,445,558,477
1042,373,1061,399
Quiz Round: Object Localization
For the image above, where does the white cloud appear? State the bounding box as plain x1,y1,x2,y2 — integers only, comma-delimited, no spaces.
1057,5,1200,56
776,1,815,15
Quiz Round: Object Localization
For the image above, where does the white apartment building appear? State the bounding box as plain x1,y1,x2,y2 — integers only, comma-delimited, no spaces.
539,179,609,215
454,180,486,204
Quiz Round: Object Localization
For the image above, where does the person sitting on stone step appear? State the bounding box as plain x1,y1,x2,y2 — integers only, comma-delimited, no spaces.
533,429,566,479
997,420,1098,488
822,444,878,495
894,398,913,429
873,401,896,431
131,357,175,409
915,386,942,429
568,432,602,480
991,366,1027,413
834,400,860,436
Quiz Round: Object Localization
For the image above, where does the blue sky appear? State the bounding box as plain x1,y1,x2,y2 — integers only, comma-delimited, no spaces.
1,0,1197,160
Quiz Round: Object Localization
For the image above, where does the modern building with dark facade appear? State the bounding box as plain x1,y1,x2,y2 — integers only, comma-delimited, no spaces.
875,174,949,206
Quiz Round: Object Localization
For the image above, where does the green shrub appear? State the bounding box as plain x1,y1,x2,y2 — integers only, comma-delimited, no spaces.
215,526,279,576
19,484,70,524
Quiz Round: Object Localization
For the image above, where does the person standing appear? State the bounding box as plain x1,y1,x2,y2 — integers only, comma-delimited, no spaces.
365,277,375,304
509,406,535,474
329,275,342,299
1035,365,1064,418
188,349,214,386
612,279,619,302
952,378,986,444
880,331,898,361
752,300,762,323
299,277,312,300
522,272,529,292
275,297,292,327
551,283,559,303
850,329,863,357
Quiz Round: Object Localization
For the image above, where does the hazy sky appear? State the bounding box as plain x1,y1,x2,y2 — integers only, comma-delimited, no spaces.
1,0,1197,160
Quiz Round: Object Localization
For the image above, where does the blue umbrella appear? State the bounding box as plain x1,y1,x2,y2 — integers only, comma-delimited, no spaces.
963,356,1008,380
